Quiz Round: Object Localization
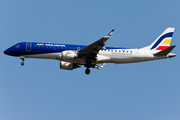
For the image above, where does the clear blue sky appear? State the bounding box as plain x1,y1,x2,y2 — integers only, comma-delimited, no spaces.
1,0,180,120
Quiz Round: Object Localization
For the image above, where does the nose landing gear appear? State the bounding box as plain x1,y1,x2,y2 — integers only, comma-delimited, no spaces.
20,56,25,66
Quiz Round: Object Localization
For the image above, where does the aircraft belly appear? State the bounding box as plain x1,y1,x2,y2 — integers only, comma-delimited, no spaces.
48,53,61,59
25,53,61,59
101,52,137,63
96,54,111,62
111,57,136,63
25,53,49,59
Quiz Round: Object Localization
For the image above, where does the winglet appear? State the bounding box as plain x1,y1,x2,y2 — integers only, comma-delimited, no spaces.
107,29,114,36
100,63,105,68
94,63,106,70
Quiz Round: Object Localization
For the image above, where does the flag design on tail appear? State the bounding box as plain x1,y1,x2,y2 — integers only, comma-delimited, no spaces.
150,28,174,50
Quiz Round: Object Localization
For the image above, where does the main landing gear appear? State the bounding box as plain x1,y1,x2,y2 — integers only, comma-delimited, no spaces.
85,59,92,75
85,68,90,75
20,56,25,66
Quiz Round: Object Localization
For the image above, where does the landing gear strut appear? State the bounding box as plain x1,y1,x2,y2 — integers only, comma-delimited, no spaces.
85,59,92,75
20,56,25,66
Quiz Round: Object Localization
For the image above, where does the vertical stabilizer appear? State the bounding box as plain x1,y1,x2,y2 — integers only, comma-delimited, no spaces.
140,28,175,50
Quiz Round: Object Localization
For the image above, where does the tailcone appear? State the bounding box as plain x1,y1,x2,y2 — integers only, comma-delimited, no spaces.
168,53,176,58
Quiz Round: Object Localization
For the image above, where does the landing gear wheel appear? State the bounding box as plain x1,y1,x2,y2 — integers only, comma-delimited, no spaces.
21,62,24,66
85,68,90,75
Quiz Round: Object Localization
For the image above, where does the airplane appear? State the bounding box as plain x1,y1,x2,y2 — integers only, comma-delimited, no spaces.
4,28,176,75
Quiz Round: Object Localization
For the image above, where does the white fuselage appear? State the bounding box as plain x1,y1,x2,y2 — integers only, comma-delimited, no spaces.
24,48,166,64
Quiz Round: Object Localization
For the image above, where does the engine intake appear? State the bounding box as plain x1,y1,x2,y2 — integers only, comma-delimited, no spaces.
60,61,80,70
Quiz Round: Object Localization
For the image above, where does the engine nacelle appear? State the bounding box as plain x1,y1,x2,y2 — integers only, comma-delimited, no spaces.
56,51,78,60
60,61,80,70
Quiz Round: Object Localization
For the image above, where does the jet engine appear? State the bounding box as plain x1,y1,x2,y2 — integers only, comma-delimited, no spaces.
56,51,78,60
60,61,80,70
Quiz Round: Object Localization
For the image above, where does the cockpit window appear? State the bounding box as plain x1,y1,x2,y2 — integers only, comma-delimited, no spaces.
13,43,20,46
13,43,20,48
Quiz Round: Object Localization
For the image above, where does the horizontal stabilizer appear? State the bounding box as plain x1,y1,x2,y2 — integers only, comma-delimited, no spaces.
154,45,176,56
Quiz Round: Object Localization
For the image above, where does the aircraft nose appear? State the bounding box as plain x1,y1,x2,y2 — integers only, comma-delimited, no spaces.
4,49,10,55
4,48,12,55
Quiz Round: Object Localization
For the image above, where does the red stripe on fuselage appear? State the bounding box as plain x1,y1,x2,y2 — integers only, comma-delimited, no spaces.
156,46,169,50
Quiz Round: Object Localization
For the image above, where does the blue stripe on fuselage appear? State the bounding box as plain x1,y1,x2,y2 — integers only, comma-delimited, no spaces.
5,42,129,56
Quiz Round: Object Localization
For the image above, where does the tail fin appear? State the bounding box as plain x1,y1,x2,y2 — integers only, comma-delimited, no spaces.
141,28,175,50
150,28,175,50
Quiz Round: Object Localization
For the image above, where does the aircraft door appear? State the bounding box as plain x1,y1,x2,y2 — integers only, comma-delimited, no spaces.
26,42,31,51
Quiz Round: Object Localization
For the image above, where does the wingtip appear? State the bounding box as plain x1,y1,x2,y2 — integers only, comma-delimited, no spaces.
107,29,114,36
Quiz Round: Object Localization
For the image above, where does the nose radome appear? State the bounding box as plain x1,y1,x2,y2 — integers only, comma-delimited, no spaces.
4,48,11,55
4,49,8,55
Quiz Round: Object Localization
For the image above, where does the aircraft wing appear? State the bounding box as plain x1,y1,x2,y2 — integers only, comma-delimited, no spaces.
78,29,114,55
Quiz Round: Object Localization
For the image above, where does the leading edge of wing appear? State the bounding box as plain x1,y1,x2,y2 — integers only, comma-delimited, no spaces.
78,29,114,55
